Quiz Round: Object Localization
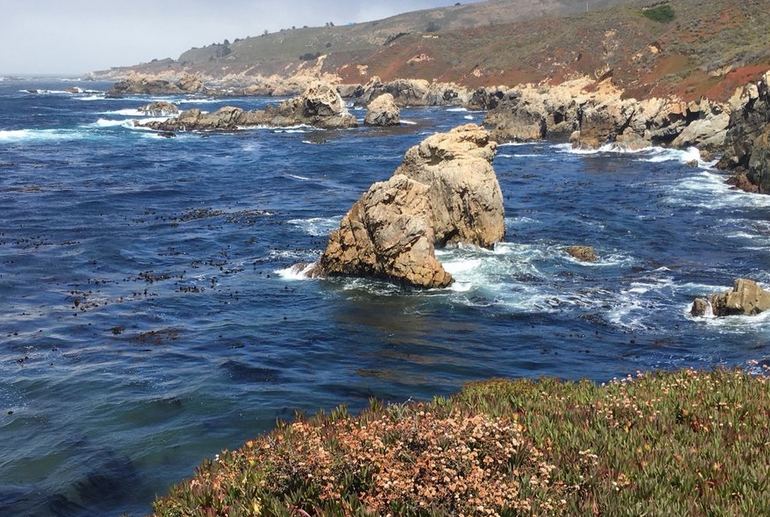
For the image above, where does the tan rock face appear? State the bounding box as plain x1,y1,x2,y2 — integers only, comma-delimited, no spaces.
394,124,504,248
364,93,400,126
709,279,770,317
312,124,505,288
316,176,452,288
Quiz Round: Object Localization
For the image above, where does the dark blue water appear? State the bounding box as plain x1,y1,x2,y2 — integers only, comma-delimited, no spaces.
1,80,769,516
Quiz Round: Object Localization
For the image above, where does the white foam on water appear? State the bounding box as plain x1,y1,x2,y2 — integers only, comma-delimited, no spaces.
88,116,170,130
505,216,538,227
19,89,72,95
287,216,342,237
237,124,314,133
686,303,770,332
463,115,475,120
99,108,144,116
498,142,533,147
76,94,105,101
0,129,86,142
286,174,311,181
400,119,417,126
640,146,701,165
553,143,714,167
178,98,228,104
666,170,770,210
446,107,468,112
498,153,540,158
276,262,316,280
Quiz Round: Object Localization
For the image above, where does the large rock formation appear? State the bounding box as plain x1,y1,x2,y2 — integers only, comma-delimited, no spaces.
482,77,733,153
692,279,770,317
308,124,504,288
142,82,357,132
314,175,453,288
364,93,400,126
718,72,770,193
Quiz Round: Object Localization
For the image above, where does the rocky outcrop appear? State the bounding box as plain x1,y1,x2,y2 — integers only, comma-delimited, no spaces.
307,125,504,288
693,279,770,317
565,246,597,262
350,76,469,107
142,82,357,132
106,74,204,97
485,92,547,142
364,93,400,126
138,101,179,117
718,72,770,193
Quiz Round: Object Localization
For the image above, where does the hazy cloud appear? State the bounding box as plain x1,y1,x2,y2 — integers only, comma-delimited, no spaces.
0,0,474,75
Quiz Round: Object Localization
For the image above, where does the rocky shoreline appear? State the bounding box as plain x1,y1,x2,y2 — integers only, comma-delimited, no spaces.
113,69,770,194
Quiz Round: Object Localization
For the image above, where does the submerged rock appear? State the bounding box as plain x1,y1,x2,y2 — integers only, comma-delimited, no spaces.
364,93,400,126
142,82,357,132
565,246,597,263
708,279,770,317
308,124,504,288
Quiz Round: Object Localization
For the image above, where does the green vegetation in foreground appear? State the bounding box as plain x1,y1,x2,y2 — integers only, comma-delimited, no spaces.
642,4,676,23
154,368,770,516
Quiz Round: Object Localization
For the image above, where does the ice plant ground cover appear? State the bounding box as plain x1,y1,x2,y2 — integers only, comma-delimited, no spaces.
153,368,770,516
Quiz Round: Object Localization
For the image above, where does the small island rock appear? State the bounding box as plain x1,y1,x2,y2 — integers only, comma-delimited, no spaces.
566,246,598,262
709,279,770,317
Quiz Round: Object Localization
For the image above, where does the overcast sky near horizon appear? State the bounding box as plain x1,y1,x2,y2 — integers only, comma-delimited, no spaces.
0,0,478,75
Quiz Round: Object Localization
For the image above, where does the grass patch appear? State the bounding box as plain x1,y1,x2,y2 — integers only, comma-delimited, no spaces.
642,4,676,23
153,368,770,516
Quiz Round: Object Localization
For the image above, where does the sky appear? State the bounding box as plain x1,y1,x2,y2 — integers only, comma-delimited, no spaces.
0,0,473,75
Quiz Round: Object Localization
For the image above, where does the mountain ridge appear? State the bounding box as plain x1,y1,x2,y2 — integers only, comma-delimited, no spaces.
96,0,770,101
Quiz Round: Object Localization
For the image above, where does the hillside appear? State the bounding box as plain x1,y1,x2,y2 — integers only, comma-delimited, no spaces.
100,0,770,101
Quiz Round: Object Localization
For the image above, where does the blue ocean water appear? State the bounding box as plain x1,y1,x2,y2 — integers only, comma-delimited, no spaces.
0,80,769,516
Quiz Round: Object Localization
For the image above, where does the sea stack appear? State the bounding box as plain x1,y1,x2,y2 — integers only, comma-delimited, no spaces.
307,124,505,288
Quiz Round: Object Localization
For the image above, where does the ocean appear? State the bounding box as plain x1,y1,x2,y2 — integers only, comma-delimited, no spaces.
1,80,769,516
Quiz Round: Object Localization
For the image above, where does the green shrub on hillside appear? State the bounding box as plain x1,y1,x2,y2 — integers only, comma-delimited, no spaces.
153,368,770,516
642,4,676,23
